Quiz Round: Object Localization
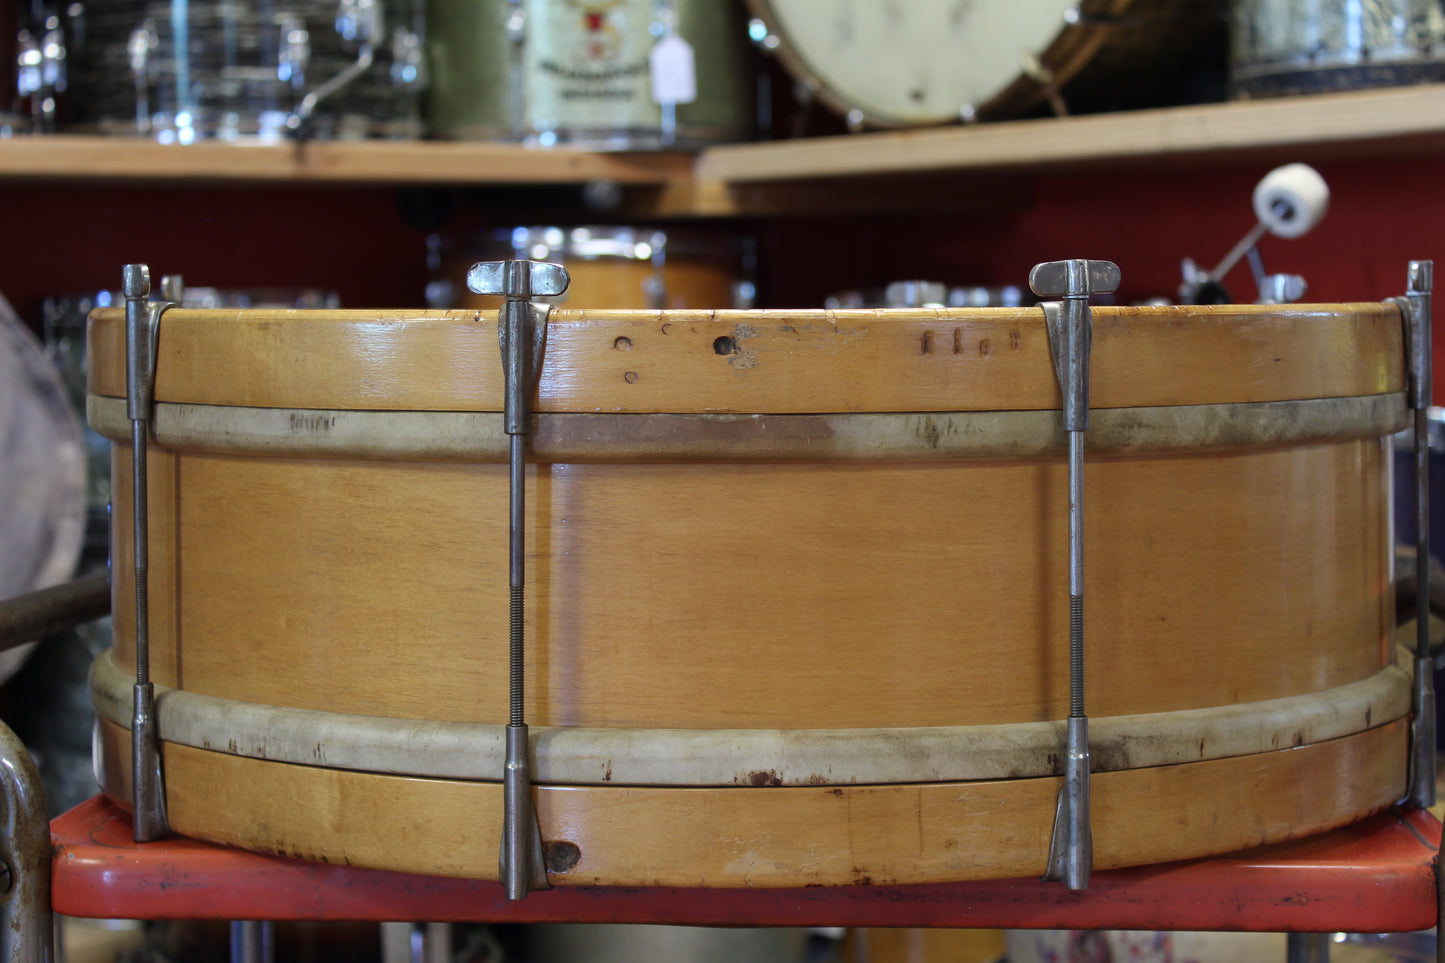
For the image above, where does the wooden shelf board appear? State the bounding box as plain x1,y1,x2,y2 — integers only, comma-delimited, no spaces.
695,84,1445,184
2,85,1444,212
0,135,693,186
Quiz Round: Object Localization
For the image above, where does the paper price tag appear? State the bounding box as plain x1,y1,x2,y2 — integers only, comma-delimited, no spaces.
650,33,697,105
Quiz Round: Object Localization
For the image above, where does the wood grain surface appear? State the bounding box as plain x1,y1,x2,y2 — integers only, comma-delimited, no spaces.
94,718,1407,886
108,437,1392,729
87,303,1404,413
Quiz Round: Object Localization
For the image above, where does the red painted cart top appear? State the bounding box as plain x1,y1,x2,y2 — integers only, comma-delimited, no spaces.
51,796,1441,932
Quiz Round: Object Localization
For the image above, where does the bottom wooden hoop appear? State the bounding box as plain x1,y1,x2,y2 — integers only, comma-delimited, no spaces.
96,718,1406,887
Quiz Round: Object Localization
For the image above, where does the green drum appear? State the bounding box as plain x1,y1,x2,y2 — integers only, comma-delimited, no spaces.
426,0,753,148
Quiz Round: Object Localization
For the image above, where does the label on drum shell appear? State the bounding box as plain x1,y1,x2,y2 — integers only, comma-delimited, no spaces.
527,0,656,131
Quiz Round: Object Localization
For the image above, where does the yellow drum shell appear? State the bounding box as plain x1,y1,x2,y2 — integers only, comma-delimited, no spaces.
87,302,1409,886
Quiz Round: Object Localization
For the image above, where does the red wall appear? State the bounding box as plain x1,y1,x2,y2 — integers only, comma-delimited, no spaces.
3,152,1442,397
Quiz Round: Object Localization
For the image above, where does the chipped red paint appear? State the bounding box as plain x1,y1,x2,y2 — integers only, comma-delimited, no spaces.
50,796,1440,931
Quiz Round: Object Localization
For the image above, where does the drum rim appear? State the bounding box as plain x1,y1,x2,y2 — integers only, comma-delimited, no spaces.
86,302,1408,414
86,392,1409,461
89,646,1409,787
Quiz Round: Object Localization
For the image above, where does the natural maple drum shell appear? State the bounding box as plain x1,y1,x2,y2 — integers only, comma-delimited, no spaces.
89,302,1407,884
88,302,1405,729
100,438,1396,729
91,717,1408,886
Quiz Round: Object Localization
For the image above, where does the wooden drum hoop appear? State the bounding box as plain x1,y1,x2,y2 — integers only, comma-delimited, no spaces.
88,300,1409,887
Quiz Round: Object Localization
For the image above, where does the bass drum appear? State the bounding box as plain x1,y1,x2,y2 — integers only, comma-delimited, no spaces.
87,293,1409,887
746,0,1223,126
0,294,85,680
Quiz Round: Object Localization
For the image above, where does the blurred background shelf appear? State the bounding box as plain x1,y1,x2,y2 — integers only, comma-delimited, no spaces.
2,85,1443,210
0,133,693,186
695,84,1445,185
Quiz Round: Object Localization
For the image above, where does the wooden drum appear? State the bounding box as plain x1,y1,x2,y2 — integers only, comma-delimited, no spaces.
86,296,1410,887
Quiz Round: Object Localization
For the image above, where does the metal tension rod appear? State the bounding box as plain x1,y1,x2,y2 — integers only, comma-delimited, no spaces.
1032,258,1120,892
1391,260,1435,809
124,263,174,842
466,258,569,900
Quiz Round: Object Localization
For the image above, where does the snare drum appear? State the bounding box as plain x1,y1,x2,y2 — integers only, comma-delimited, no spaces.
1231,0,1445,97
428,226,750,310
87,293,1408,886
64,0,425,140
426,0,752,148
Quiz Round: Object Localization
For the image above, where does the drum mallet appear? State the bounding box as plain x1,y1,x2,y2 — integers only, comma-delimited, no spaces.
467,258,569,899
1032,258,1120,892
1182,163,1329,304
124,264,176,842
1390,261,1436,809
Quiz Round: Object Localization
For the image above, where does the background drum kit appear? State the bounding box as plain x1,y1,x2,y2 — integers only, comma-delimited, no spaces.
3,2,1445,963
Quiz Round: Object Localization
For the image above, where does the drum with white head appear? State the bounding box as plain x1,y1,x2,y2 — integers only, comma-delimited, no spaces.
745,0,1222,126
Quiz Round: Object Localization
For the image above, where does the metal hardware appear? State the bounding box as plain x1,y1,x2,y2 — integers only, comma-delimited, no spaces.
1390,260,1435,810
288,0,380,139
0,574,110,650
0,719,52,961
160,274,185,304
229,921,273,963
505,0,527,141
645,231,668,310
1285,933,1330,963
1257,272,1307,305
16,12,66,133
467,258,568,899
1183,164,1329,304
883,280,947,308
124,263,173,842
1031,258,1120,891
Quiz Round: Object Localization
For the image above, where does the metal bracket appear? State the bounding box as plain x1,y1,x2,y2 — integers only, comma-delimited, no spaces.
0,720,52,962
467,258,569,900
1389,260,1435,810
287,0,380,139
123,264,174,842
1031,259,1120,891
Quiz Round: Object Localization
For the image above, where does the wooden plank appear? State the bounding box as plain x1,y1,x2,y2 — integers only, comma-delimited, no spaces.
696,85,1445,183
0,135,692,186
